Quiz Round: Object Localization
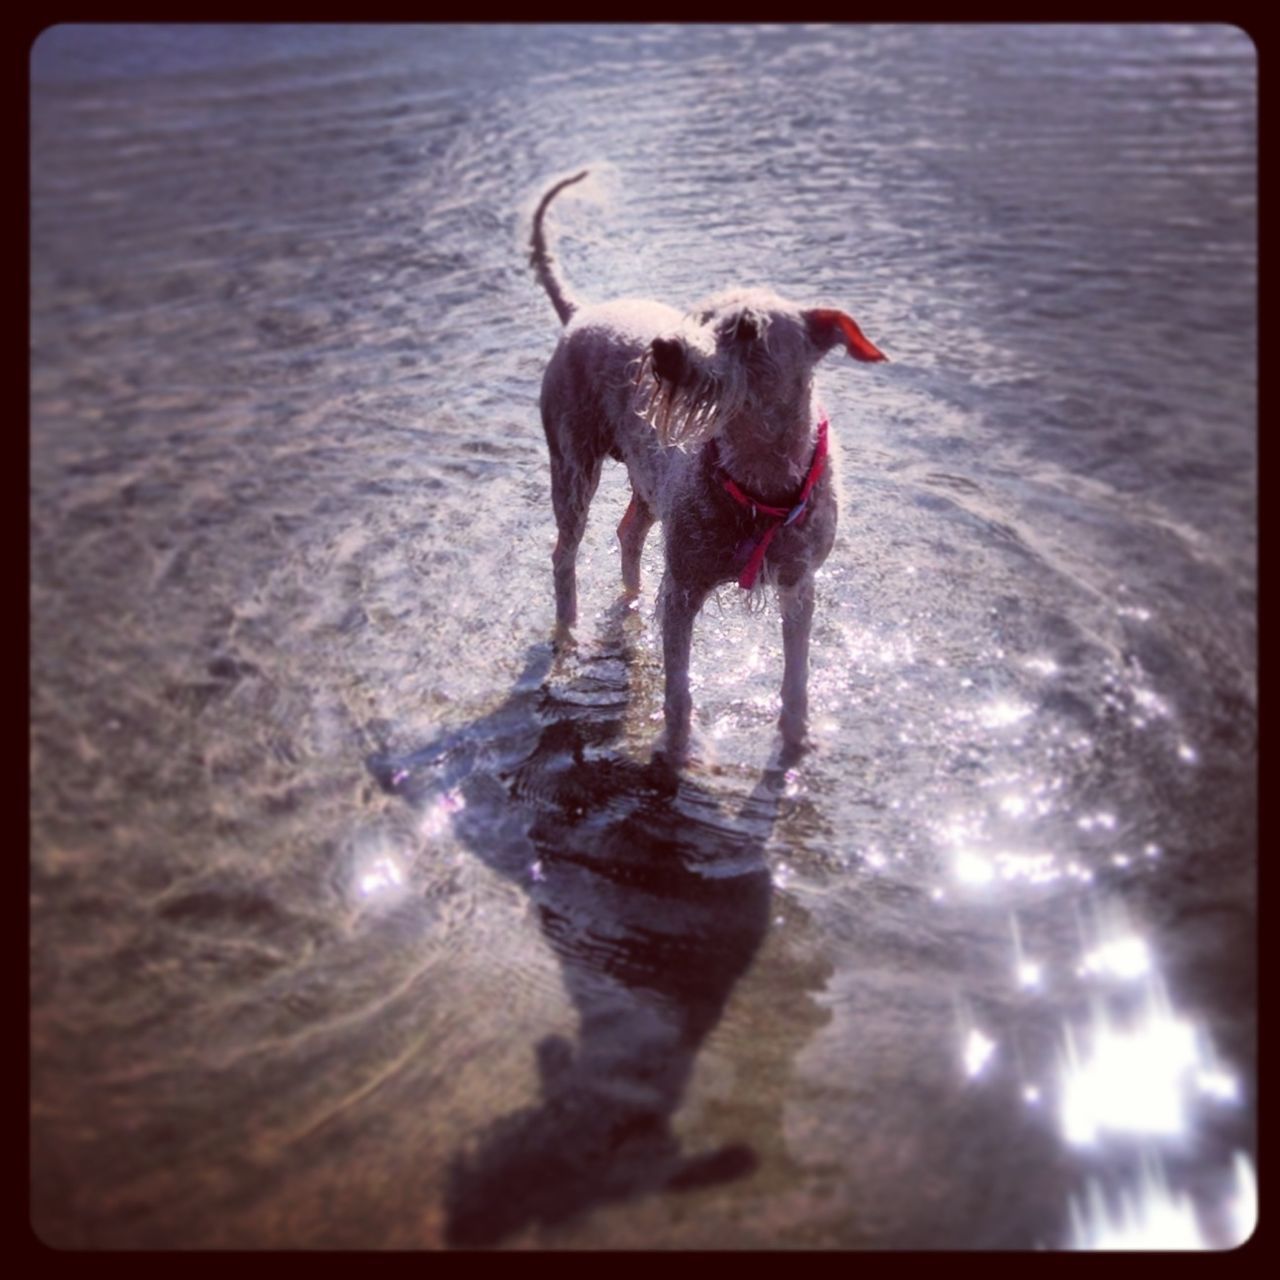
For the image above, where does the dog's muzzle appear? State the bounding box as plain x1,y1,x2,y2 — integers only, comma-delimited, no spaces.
633,340,724,448
650,337,687,386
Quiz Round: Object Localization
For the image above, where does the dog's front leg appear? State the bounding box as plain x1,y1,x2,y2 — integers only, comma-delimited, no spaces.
659,572,707,758
777,573,816,747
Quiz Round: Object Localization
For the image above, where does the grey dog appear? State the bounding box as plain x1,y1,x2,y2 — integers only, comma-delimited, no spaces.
530,170,887,760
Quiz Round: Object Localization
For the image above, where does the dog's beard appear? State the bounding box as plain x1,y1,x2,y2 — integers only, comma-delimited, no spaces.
632,352,735,449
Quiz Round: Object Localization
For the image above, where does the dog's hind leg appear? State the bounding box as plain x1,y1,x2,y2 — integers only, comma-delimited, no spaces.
545,423,604,636
617,489,656,597
548,452,603,635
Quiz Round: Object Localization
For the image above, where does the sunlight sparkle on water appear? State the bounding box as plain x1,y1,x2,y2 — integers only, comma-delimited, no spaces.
978,698,1035,729
838,621,916,670
1023,655,1059,676
963,1027,997,1079
1194,1069,1240,1103
953,847,1063,888
1077,811,1117,832
1226,1150,1258,1247
357,852,405,898
1056,980,1237,1147
1133,686,1172,718
1068,1156,1203,1249
1059,1010,1195,1144
1067,1148,1255,1250
1116,605,1154,623
419,788,466,841
999,793,1031,818
1010,913,1044,988
1080,935,1152,982
955,849,995,886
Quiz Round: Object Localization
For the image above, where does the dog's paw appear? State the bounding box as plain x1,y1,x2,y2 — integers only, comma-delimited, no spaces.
649,741,686,775
778,708,811,747
550,621,578,654
775,735,812,771
776,715,814,767
652,724,717,773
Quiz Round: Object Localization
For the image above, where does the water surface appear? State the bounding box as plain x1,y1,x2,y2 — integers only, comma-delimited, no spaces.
31,23,1255,1249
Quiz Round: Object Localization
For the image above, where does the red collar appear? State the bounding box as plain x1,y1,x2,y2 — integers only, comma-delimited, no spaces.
709,418,829,589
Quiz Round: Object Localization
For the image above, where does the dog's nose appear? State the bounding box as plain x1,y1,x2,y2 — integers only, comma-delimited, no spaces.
651,337,686,385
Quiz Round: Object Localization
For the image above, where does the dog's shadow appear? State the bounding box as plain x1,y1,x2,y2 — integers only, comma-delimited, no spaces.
368,603,788,1246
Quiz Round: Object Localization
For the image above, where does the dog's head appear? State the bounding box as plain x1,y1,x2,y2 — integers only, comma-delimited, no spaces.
632,287,886,448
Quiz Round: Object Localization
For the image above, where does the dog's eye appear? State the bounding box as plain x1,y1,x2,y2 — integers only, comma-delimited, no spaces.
698,310,713,325
733,316,758,343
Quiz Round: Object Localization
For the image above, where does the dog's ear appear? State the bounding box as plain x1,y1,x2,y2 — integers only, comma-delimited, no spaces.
805,308,887,363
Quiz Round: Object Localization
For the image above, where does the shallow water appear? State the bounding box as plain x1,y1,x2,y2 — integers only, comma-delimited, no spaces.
30,23,1255,1249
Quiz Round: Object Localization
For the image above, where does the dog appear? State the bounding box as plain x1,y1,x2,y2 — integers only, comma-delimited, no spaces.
530,170,887,760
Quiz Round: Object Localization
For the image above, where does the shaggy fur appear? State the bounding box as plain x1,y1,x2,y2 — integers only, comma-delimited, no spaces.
530,170,887,759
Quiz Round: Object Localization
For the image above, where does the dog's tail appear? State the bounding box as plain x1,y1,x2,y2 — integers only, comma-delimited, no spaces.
529,169,588,326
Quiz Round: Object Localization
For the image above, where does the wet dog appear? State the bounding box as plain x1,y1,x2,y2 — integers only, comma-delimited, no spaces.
530,170,887,759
